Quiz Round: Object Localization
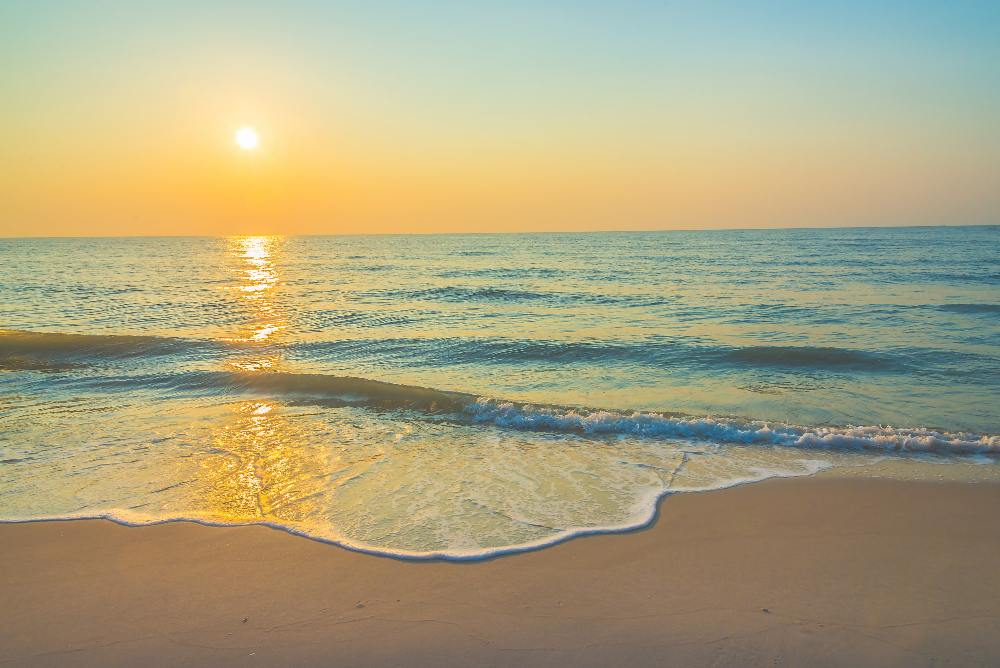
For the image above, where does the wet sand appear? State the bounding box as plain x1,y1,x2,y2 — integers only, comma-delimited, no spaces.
2,476,999,667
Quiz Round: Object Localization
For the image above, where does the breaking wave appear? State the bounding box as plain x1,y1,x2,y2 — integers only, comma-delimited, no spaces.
463,399,1000,454
4,328,999,455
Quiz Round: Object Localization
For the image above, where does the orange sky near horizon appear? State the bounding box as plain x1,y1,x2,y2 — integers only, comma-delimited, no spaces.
2,2,998,237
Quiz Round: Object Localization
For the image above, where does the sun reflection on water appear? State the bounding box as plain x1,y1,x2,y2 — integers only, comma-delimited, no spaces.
219,235,287,345
219,236,287,374
201,401,326,522
227,356,280,372
207,237,304,518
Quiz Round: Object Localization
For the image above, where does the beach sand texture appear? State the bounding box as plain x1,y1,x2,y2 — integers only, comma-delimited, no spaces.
3,476,998,667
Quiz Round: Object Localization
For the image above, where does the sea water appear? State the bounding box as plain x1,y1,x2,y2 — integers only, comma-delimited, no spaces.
2,227,999,558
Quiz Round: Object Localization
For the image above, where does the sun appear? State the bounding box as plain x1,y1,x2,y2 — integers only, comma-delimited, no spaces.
236,126,259,150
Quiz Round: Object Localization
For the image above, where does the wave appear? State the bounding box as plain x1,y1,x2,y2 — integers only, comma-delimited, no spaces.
16,359,997,455
0,329,199,359
464,399,1000,454
938,303,1000,315
226,371,467,411
718,345,898,371
437,267,561,279
408,286,549,302
301,337,923,374
68,366,1000,454
399,286,677,308
29,367,468,412
0,357,90,373
5,329,999,454
13,329,996,381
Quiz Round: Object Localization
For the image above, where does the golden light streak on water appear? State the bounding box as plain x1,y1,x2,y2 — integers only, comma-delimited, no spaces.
226,356,280,372
218,234,288,388
200,401,331,522
203,237,310,521
218,235,287,345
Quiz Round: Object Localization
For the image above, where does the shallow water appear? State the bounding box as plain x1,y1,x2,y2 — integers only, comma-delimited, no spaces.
2,228,999,557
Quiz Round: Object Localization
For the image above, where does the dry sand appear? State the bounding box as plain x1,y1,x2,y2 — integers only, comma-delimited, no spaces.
2,476,999,667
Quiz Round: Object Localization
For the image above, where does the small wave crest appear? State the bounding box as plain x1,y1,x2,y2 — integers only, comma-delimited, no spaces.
938,303,1000,315
464,398,1000,454
718,345,898,371
229,371,467,411
0,329,194,359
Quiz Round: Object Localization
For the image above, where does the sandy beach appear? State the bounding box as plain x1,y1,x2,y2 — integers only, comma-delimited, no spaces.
2,476,999,667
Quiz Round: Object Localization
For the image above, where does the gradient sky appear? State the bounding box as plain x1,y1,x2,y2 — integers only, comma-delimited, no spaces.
2,1,998,236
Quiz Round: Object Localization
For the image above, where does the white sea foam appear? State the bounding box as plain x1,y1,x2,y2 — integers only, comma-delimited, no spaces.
464,398,1000,454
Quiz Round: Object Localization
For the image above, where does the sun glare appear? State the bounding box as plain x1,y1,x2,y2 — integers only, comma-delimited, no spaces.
236,126,259,150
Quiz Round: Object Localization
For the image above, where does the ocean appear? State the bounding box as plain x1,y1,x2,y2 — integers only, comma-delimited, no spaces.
2,227,999,558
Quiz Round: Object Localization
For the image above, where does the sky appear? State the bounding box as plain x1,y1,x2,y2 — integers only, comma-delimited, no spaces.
1,1,998,236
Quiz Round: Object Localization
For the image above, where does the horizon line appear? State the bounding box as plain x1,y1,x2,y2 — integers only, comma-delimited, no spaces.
2,222,996,240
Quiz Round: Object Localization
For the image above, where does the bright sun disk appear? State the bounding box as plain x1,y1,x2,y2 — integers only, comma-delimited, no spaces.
236,126,258,150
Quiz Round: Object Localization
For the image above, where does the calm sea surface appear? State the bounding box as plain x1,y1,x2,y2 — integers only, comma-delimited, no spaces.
2,227,999,557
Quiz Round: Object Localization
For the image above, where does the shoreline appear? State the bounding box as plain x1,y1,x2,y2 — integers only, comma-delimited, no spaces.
3,476,1000,667
3,454,997,563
